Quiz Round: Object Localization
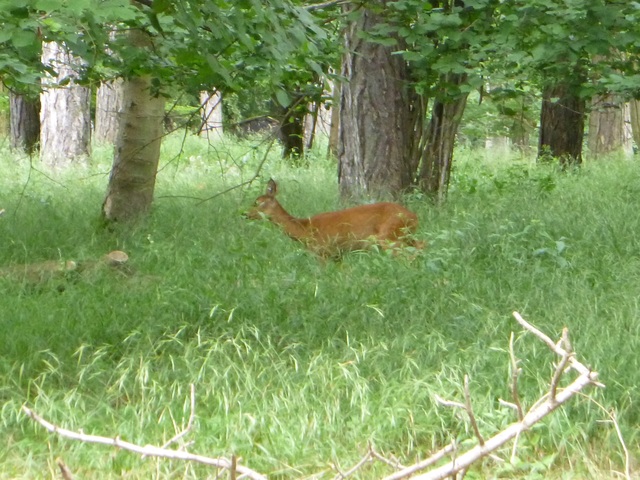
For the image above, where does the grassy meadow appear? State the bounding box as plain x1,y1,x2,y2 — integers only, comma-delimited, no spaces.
0,134,639,479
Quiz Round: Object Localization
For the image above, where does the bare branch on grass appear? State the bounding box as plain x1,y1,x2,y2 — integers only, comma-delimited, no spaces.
21,404,267,480
331,446,374,480
381,442,456,480
549,328,572,402
57,458,73,480
463,375,484,446
404,312,603,480
508,332,524,420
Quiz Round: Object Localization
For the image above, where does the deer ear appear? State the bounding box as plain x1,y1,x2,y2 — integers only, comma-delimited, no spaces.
266,178,277,196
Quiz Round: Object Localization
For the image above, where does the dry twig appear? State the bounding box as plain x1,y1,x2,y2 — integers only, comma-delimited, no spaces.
21,405,266,480
404,312,603,480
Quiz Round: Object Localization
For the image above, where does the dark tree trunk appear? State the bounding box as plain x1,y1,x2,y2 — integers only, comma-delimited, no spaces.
9,93,40,155
280,96,305,159
538,82,585,166
338,2,418,199
418,74,468,203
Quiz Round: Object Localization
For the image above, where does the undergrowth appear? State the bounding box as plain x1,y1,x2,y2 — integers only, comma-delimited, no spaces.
0,135,638,478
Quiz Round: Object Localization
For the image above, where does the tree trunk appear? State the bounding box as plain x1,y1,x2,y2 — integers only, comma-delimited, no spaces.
280,95,305,159
102,29,165,223
328,79,340,158
40,42,91,167
417,74,469,203
338,2,417,199
9,92,40,154
304,100,319,152
199,90,223,142
588,93,625,159
95,78,125,144
0,82,9,138
630,101,640,153
538,82,585,166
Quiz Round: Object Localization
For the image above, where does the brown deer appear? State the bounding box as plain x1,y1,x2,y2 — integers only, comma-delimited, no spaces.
246,179,422,257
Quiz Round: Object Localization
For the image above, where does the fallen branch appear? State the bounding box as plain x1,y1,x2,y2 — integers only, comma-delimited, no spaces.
382,442,456,480
405,312,603,480
21,405,267,480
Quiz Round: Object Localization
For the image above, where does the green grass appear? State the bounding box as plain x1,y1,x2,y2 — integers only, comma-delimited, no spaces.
1,135,639,478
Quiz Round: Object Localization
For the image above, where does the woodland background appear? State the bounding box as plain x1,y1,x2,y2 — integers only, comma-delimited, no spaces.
1,1,640,478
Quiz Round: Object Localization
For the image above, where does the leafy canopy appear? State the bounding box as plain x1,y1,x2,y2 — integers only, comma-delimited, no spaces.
0,0,329,100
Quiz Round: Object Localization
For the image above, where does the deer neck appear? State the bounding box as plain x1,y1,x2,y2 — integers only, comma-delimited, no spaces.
268,203,312,241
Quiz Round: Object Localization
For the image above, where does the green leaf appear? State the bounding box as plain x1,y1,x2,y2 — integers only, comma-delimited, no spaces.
11,29,37,48
275,88,291,108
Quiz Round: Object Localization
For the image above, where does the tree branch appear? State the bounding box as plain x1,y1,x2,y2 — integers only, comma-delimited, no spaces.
21,405,267,480
305,0,349,11
411,369,600,480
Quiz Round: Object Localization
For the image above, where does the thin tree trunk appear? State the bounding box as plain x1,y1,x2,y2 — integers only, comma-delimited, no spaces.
627,101,640,158
304,100,319,152
328,79,340,159
199,90,223,142
538,82,585,166
418,74,469,203
40,41,91,167
102,29,165,223
0,82,9,138
280,94,305,159
95,79,125,144
9,92,40,154
338,2,417,199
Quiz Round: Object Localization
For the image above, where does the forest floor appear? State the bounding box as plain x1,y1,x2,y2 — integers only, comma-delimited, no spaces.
0,135,638,478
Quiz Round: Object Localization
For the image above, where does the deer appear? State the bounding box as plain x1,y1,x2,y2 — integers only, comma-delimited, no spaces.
246,179,423,257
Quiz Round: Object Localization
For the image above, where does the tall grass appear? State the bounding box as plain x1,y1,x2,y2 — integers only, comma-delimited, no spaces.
0,135,638,478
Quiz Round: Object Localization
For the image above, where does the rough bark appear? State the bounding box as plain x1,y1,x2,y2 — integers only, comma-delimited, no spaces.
102,29,165,223
9,92,40,154
198,90,223,142
588,93,625,159
40,41,91,167
538,82,585,166
418,74,468,203
95,79,125,144
338,2,417,199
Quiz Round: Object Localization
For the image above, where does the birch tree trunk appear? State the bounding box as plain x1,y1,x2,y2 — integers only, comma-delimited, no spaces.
102,29,165,223
198,90,223,142
95,79,125,144
9,92,40,154
40,41,91,167
626,101,640,157
338,2,417,199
